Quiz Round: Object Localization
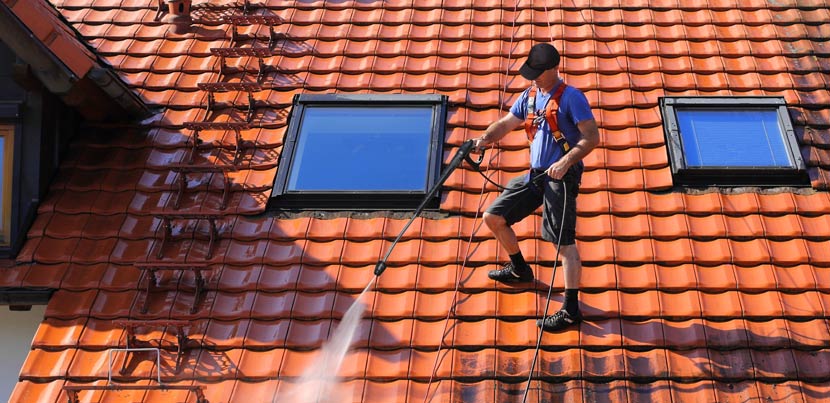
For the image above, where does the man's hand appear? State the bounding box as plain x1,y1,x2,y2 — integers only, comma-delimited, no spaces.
473,137,487,153
546,159,570,180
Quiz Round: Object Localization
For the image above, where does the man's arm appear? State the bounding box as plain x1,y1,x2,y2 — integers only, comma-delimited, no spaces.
545,118,600,180
474,113,524,150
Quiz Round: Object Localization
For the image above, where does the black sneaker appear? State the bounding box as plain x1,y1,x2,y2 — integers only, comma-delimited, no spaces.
487,262,534,284
537,309,582,332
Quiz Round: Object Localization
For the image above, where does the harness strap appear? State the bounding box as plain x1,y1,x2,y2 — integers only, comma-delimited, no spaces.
524,83,571,153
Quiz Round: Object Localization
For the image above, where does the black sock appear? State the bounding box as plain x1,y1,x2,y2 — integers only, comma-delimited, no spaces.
508,252,528,271
564,289,579,315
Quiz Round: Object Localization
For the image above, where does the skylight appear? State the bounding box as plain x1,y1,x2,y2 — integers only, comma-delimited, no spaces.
660,97,808,186
270,94,447,209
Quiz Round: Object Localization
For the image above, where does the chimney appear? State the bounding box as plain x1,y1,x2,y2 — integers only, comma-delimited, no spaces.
164,0,192,35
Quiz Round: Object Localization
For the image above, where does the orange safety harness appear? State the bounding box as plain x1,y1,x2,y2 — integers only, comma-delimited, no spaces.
524,83,570,153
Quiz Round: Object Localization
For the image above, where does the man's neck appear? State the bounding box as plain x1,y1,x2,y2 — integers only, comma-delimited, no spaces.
538,79,562,95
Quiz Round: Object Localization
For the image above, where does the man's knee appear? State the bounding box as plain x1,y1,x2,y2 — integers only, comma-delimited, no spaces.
483,212,506,230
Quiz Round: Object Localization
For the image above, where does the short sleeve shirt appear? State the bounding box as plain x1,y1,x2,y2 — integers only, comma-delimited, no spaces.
509,82,595,174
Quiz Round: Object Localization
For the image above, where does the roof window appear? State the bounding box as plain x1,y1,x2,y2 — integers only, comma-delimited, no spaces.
270,94,448,209
660,97,808,186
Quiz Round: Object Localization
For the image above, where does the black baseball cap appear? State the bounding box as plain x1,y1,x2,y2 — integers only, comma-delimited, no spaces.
519,43,561,80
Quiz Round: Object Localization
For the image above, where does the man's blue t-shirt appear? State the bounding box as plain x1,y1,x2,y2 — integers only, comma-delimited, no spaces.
509,82,595,174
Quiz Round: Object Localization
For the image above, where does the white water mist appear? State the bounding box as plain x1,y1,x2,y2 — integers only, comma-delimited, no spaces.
275,280,375,403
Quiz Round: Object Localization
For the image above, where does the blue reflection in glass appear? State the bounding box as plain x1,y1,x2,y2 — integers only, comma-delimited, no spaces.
676,108,792,167
287,106,434,191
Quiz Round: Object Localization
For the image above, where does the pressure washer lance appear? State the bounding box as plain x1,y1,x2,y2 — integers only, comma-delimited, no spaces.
374,139,483,277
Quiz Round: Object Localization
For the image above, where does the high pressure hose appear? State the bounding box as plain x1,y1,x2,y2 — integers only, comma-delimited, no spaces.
373,139,483,277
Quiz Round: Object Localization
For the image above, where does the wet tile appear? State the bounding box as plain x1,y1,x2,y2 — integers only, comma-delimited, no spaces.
34,237,80,264
227,380,277,403
8,380,66,403
22,263,67,289
236,349,283,380
90,290,137,319
250,292,294,320
210,291,256,321
32,318,85,349
45,290,98,319
19,349,75,380
267,217,310,240
201,319,249,350
262,240,305,266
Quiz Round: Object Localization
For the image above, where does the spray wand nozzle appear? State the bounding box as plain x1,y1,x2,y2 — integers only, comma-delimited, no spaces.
374,140,481,277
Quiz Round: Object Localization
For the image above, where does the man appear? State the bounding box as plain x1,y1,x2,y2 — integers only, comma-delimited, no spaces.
473,43,599,331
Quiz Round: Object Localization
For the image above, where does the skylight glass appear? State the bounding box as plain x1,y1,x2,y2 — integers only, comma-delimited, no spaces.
287,106,434,192
271,94,447,209
676,109,792,168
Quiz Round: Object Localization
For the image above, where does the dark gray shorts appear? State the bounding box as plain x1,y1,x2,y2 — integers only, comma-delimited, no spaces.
486,169,579,245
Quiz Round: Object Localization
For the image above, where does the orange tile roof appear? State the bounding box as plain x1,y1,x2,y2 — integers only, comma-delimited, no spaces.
4,0,830,402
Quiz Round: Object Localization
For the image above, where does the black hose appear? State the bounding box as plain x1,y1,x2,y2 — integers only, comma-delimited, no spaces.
374,140,478,276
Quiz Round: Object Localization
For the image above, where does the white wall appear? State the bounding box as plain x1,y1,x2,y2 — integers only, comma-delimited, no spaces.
0,306,45,403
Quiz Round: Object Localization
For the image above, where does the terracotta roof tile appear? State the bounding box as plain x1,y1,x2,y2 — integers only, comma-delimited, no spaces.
7,0,830,400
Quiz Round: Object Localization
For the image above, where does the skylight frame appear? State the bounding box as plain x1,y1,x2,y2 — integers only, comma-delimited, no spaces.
270,93,448,210
659,96,808,187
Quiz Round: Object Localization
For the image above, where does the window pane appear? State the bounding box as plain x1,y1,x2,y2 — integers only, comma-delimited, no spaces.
676,109,792,167
287,106,434,192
